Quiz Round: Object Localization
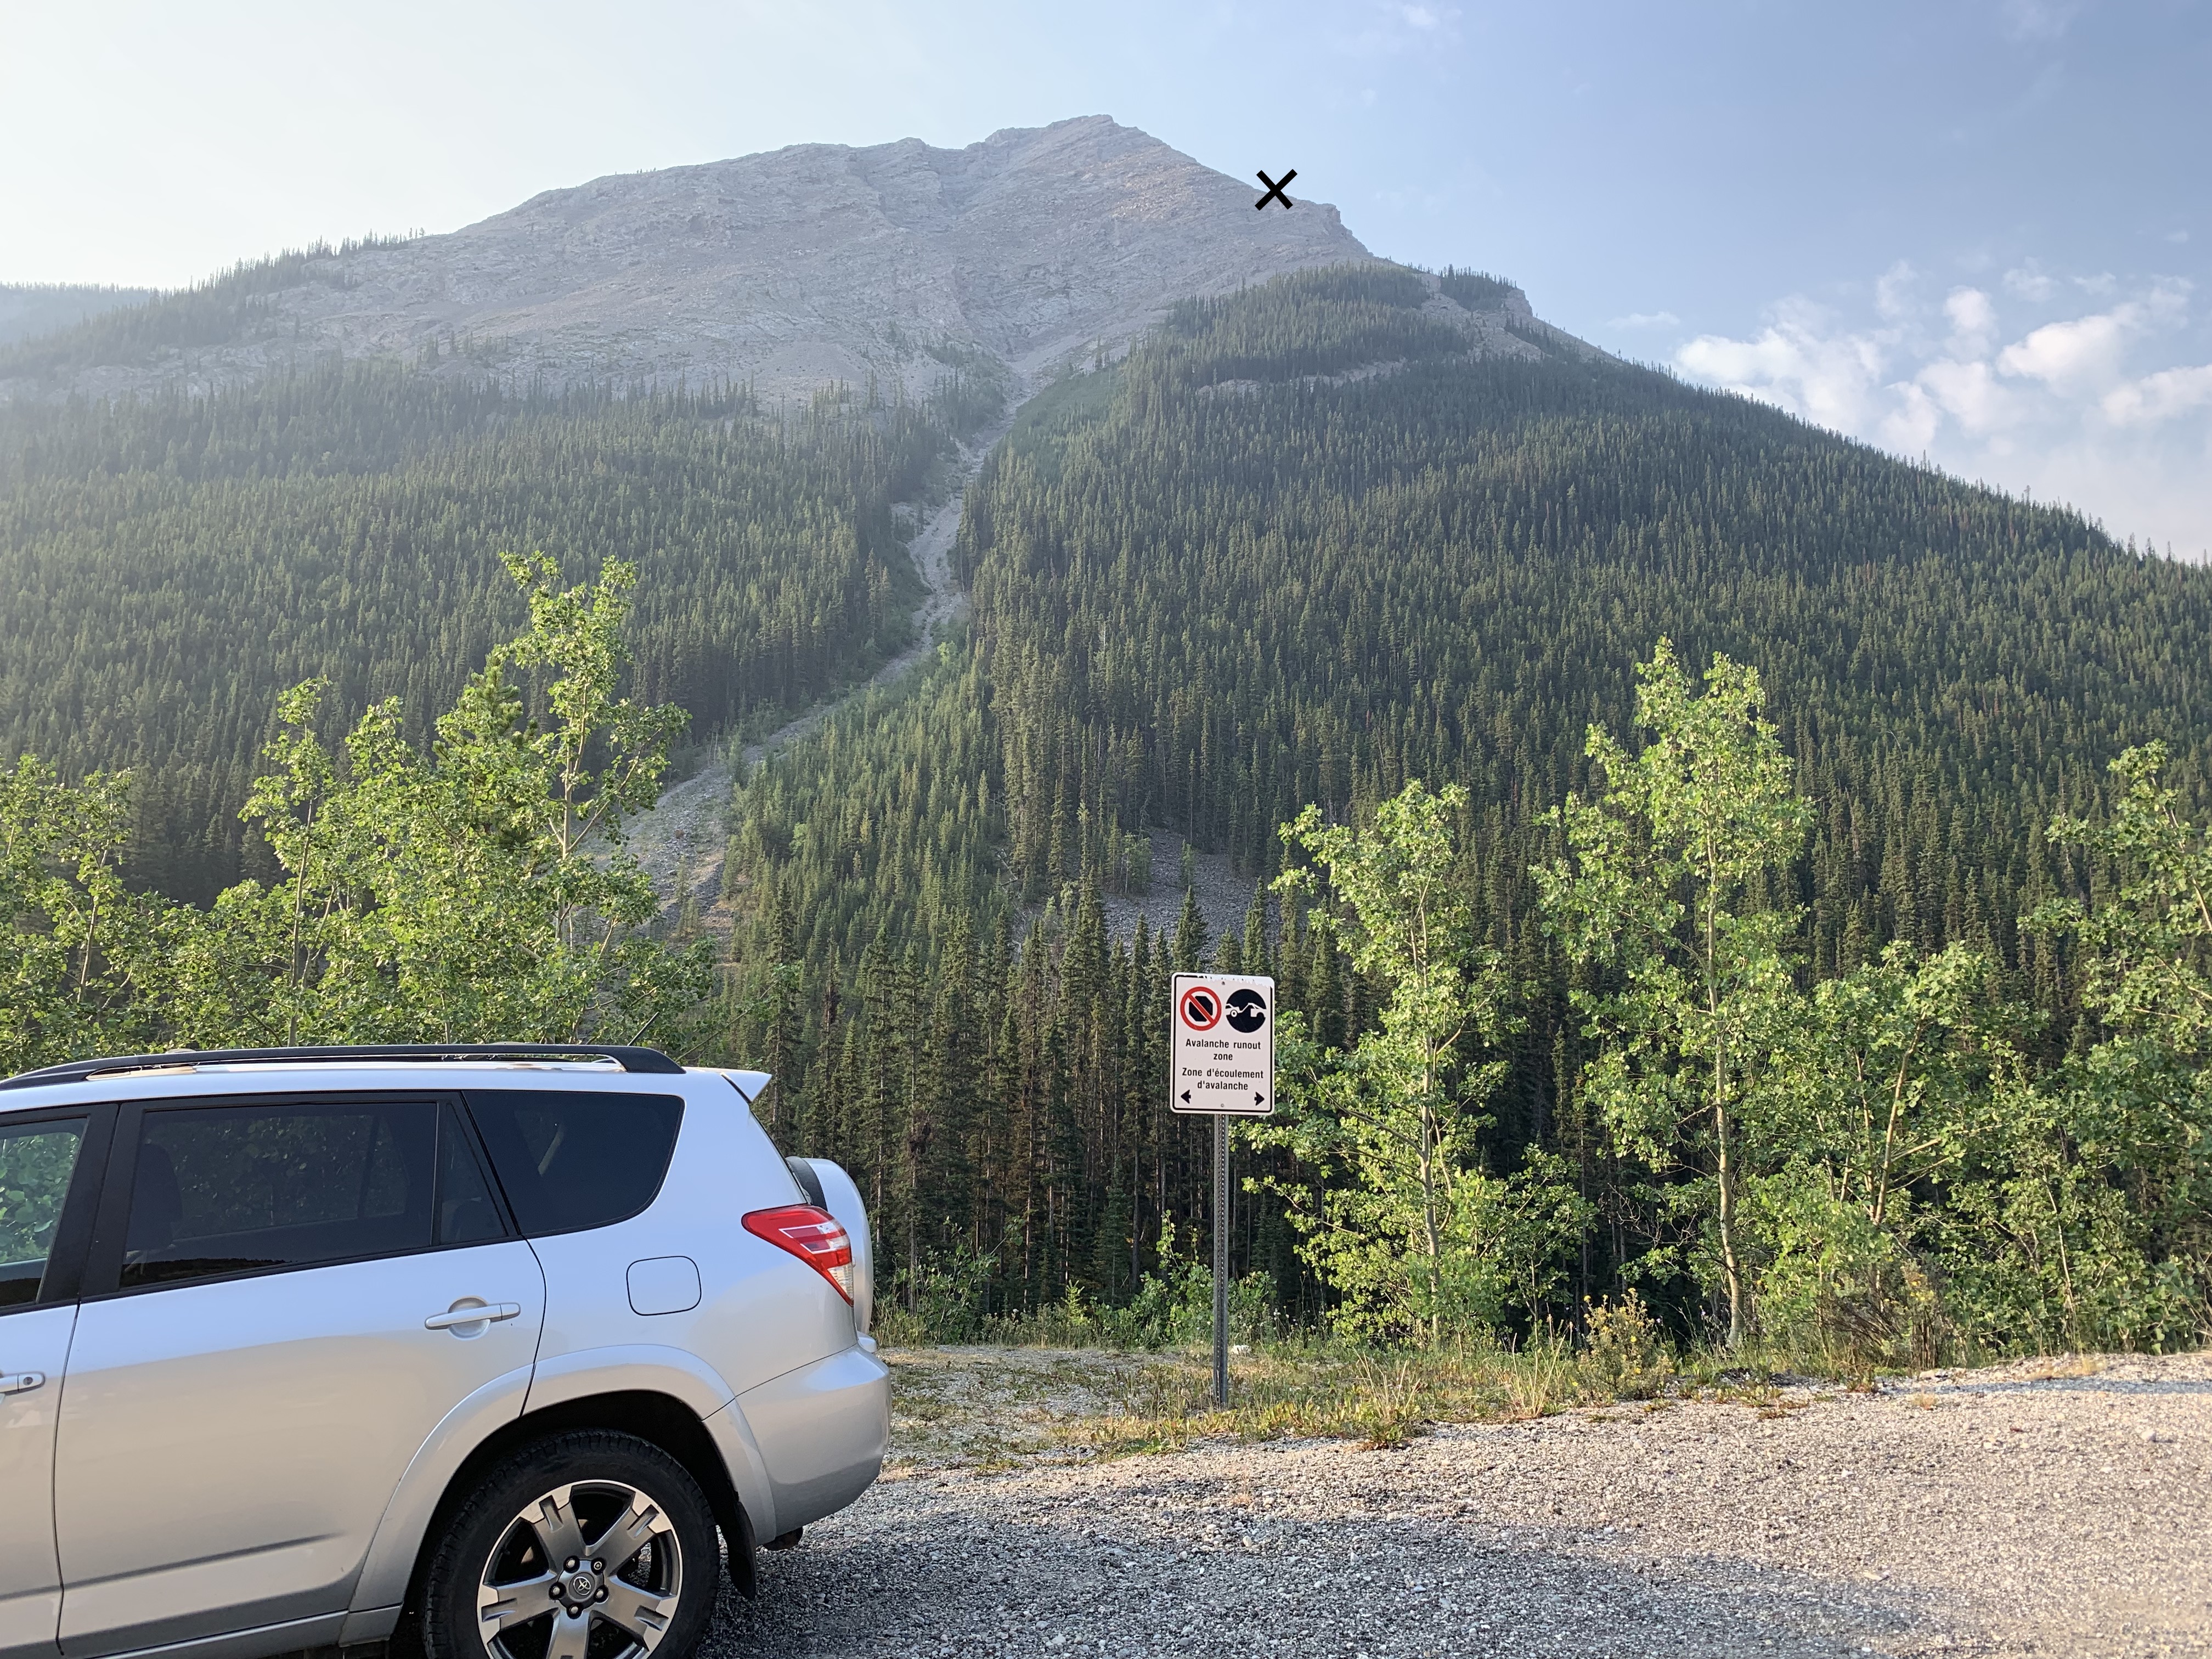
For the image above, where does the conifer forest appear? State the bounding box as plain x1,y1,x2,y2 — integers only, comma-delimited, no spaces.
6,264,2211,1360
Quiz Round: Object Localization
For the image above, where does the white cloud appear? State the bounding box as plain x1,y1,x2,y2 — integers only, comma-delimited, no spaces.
1675,296,1894,433
1672,265,2212,558
1997,311,2133,388
1874,261,1918,321
2004,261,2057,302
1944,287,1999,359
1996,283,2188,390
1334,0,1460,54
1606,310,1680,329
1998,0,2081,41
2103,364,2212,426
1917,357,2017,436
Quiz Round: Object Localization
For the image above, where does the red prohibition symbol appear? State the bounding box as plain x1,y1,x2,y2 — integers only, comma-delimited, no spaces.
1180,985,1223,1031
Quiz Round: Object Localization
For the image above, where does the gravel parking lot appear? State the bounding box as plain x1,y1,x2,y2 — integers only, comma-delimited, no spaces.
701,1350,2210,1658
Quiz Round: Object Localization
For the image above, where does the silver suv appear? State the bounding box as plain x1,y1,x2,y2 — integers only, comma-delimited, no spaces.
0,1044,887,1659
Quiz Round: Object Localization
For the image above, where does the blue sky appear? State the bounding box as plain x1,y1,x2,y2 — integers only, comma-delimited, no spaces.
5,1,2207,552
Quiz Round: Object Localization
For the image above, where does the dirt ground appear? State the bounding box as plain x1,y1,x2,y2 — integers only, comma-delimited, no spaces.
698,1346,2211,1658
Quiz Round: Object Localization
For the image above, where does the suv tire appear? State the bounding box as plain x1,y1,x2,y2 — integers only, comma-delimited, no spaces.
421,1430,720,1659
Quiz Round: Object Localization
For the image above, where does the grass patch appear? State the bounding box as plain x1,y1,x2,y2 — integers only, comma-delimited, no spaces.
879,1335,1641,1471
876,1325,2127,1475
873,1282,2075,1472
2016,1353,2102,1382
1069,1347,1538,1455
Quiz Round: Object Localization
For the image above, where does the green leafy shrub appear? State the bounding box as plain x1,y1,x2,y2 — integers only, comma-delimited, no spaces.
876,1243,1001,1345
1580,1291,1672,1400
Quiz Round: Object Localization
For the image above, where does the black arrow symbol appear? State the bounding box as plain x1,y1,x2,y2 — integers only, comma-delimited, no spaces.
1180,1090,1192,1105
1254,1092,1266,1106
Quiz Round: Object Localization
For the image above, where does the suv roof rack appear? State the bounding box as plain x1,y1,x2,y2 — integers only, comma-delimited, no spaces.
0,1043,685,1091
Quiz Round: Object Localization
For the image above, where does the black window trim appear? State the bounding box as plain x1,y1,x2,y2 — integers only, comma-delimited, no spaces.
460,1087,686,1241
0,1102,114,1315
81,1090,516,1303
442,1097,518,1238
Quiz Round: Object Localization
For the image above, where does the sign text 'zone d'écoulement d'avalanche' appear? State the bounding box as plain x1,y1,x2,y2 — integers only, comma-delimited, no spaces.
1170,972,1275,1115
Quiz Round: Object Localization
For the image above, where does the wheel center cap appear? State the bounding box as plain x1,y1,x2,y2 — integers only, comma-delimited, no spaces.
567,1572,597,1601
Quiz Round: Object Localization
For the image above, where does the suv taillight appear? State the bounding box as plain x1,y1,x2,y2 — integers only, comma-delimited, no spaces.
743,1205,854,1302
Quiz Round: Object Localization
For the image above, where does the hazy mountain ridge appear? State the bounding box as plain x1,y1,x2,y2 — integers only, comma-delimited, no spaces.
1,118,1423,407
0,283,159,347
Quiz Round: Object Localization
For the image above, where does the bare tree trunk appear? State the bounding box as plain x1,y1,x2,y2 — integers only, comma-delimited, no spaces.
1717,1090,1745,1345
1420,1046,1443,1345
1870,1029,1922,1227
1708,874,1748,1347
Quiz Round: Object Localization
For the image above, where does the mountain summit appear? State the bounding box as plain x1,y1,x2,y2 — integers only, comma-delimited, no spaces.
9,117,1374,404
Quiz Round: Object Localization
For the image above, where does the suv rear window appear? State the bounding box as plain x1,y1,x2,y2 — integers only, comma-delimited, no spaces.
123,1100,436,1289
464,1091,683,1237
117,1099,502,1291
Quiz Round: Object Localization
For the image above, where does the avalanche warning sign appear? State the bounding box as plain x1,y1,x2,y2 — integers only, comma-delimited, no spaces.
1170,972,1275,1115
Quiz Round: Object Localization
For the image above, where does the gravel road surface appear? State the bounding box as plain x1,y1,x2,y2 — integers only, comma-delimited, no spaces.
701,1350,2210,1658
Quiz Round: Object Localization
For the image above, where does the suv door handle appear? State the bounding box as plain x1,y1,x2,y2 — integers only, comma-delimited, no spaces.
424,1302,522,1331
0,1372,45,1395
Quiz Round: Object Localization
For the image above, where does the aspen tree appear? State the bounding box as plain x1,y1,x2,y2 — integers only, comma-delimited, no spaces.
1538,641,1809,1345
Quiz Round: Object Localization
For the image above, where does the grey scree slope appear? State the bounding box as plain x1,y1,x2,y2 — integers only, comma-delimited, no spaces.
19,116,1371,407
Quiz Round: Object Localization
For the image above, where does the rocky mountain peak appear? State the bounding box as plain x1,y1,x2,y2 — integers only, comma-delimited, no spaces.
8,117,1376,406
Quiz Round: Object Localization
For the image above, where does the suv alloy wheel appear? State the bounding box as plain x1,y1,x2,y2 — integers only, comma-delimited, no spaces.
422,1430,719,1659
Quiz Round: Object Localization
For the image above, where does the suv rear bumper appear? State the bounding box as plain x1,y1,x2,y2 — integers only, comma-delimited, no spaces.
726,1341,890,1533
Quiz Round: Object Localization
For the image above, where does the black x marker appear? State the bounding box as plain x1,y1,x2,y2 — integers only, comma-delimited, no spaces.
1255,169,1296,211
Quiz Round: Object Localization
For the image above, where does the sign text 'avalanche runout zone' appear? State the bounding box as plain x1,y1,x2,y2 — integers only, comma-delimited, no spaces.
1170,972,1275,1115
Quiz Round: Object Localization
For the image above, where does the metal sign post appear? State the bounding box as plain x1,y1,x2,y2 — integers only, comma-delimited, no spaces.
1212,1113,1229,1406
1170,972,1275,1407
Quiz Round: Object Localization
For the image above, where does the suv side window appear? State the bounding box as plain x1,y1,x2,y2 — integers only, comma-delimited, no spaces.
0,1116,86,1308
465,1090,684,1237
119,1097,501,1291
